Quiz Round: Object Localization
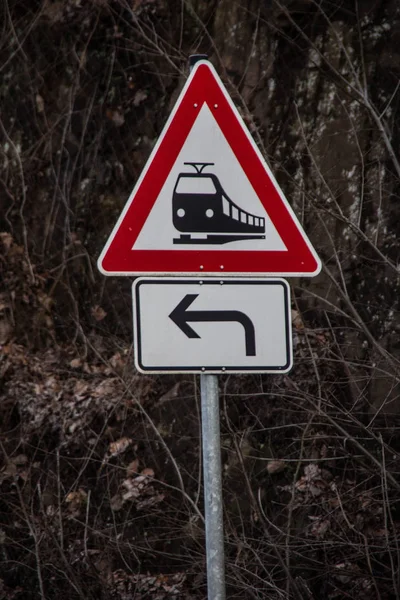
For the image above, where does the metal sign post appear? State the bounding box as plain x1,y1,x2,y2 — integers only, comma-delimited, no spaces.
98,53,320,600
192,58,226,600
200,373,226,600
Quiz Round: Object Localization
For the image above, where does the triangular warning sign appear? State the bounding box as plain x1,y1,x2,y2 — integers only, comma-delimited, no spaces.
98,61,321,277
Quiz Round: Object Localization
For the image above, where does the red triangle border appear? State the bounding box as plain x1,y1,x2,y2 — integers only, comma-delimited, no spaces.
98,61,321,277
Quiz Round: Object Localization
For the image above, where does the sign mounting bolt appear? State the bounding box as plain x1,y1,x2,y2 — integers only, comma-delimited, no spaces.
194,103,198,108
200,265,204,270
214,104,218,108
220,265,224,270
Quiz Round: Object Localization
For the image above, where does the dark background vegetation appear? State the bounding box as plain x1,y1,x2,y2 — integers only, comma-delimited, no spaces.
1,0,400,598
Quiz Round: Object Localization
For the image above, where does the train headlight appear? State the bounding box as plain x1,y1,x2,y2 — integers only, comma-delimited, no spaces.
177,208,185,217
206,209,214,218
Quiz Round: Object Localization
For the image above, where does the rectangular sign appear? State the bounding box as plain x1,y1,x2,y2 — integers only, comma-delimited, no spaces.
132,278,292,374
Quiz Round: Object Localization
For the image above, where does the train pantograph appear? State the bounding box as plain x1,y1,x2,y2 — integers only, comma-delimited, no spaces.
172,163,266,245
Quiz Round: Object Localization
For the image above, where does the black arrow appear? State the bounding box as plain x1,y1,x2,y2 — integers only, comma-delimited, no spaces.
169,294,256,356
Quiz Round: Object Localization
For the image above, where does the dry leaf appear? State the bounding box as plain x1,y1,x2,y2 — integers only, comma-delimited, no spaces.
36,94,45,113
136,493,165,510
0,232,13,251
121,477,142,501
0,319,13,345
0,462,17,482
133,90,148,107
141,467,155,478
91,305,107,321
109,352,126,370
106,108,125,127
291,309,304,331
74,379,89,399
92,379,117,398
126,459,140,477
157,383,180,405
66,489,87,515
266,460,286,474
66,489,87,504
10,454,28,465
110,494,124,511
108,437,132,457
309,517,330,538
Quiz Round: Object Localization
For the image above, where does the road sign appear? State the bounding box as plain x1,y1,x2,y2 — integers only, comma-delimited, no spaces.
132,278,292,373
98,60,321,278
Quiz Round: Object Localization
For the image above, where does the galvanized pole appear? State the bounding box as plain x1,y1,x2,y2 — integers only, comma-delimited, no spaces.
200,373,226,600
188,54,226,599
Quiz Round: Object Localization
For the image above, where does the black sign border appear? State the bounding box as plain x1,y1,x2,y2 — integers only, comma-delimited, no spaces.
133,278,292,374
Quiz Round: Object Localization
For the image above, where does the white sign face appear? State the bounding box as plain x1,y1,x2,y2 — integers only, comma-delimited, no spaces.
132,278,292,374
133,104,287,252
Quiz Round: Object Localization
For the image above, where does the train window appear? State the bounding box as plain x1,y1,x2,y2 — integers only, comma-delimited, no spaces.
232,207,239,220
261,218,265,227
175,176,216,194
240,212,247,223
248,216,254,225
255,218,259,226
222,197,230,215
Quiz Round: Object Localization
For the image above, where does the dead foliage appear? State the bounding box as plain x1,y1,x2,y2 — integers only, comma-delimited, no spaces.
1,0,400,598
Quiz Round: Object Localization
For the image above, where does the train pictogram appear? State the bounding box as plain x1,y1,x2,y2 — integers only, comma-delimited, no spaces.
172,163,266,245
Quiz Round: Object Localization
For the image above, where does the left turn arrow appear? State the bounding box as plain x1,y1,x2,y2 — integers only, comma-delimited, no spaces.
168,294,256,356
